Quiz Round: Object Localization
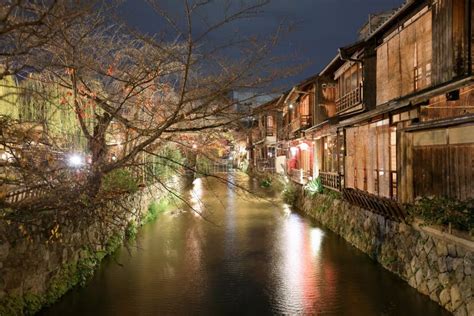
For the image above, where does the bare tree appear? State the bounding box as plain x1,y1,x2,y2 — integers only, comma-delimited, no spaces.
0,0,295,224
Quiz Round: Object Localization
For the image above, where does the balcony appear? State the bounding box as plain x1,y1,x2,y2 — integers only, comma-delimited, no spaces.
290,115,312,133
255,127,276,144
319,171,341,191
336,86,362,114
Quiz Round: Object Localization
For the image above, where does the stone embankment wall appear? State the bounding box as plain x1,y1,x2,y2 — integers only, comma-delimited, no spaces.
0,180,180,315
294,187,473,316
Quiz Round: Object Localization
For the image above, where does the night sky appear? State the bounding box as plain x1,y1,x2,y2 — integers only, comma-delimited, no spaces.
120,0,404,87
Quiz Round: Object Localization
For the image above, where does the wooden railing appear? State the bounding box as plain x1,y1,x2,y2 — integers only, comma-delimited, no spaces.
336,86,362,113
319,172,341,191
342,188,406,222
254,126,276,143
290,115,312,133
4,184,48,204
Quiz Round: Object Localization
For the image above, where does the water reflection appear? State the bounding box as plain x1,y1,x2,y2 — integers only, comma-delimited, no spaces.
190,177,204,216
41,173,450,316
273,214,333,315
310,228,325,256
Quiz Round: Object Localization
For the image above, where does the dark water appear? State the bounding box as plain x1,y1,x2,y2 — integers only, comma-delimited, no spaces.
41,173,449,315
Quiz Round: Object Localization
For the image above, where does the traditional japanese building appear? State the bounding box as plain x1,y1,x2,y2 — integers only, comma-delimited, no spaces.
248,0,474,206
340,0,474,203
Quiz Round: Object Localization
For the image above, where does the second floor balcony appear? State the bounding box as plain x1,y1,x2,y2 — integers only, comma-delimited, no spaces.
255,126,276,143
290,115,312,133
336,85,362,114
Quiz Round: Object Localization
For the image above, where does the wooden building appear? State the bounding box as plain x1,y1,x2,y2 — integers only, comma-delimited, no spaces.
280,78,318,183
341,0,474,202
247,0,473,206
249,97,284,173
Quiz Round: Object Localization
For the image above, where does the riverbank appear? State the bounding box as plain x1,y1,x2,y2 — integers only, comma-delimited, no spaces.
0,178,180,315
288,182,473,315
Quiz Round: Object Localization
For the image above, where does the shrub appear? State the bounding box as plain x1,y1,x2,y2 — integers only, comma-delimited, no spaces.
125,220,138,240
304,177,323,197
149,147,184,182
406,196,474,234
282,181,297,205
143,198,171,223
260,178,272,188
101,169,139,194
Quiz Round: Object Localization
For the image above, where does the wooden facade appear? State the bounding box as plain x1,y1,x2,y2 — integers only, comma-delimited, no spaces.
247,0,474,206
376,6,432,105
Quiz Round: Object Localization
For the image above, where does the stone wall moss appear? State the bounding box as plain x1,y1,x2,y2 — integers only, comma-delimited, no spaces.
0,184,179,316
0,232,125,316
291,184,473,315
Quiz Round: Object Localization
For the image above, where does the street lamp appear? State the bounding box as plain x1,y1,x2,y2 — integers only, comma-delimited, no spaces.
67,153,84,168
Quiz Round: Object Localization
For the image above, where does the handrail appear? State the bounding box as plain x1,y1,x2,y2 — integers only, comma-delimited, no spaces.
319,171,341,191
336,86,362,113
342,188,406,222
290,115,312,133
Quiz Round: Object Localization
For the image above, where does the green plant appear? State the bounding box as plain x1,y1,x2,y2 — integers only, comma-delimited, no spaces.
101,169,138,194
144,198,171,223
149,147,184,182
304,177,323,197
324,188,342,200
125,220,138,240
260,178,272,188
282,181,297,205
407,196,474,234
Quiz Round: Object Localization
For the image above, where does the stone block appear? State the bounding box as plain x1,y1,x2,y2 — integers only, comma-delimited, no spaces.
464,257,472,276
447,244,457,258
439,288,451,306
447,257,454,272
451,285,463,311
436,242,449,257
419,281,429,295
459,277,474,301
456,245,466,258
453,306,467,316
439,273,450,286
416,269,424,287
430,290,440,303
427,278,440,293
438,257,448,273
467,299,474,316
453,258,464,271
423,238,434,254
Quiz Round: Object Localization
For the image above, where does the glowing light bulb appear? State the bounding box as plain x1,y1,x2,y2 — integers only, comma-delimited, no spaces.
68,154,84,167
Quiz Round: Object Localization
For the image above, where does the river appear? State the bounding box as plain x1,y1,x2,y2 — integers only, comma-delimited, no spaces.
41,173,449,315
